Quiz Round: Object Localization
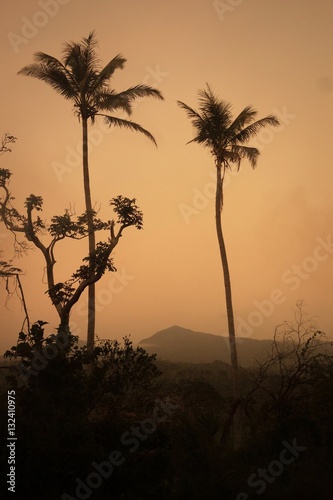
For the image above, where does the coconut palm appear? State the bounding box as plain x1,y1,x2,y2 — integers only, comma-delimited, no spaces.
18,31,164,351
178,85,279,443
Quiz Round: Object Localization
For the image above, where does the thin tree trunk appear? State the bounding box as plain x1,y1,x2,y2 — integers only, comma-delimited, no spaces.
82,117,96,352
16,274,30,333
215,162,241,447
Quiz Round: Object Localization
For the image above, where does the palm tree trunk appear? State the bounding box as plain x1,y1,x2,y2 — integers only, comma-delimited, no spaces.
215,162,241,446
82,117,96,352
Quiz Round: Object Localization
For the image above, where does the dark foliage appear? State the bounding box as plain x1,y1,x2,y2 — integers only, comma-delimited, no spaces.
1,310,333,499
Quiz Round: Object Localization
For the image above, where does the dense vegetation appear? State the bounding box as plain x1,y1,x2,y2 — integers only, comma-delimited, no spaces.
1,308,333,499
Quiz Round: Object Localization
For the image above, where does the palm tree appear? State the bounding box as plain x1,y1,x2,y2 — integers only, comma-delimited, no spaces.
178,85,279,444
18,31,164,351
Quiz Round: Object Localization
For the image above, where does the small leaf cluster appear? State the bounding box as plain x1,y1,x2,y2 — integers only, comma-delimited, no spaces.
0,168,12,187
110,195,143,229
4,320,77,365
49,209,109,240
0,258,21,277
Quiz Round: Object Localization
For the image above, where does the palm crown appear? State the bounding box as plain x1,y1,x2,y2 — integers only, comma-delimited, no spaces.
18,31,164,144
178,84,279,168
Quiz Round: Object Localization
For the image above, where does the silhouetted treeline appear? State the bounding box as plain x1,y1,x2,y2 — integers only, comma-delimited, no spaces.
1,317,333,499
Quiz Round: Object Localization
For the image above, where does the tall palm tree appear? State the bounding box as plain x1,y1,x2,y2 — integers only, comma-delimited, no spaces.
18,31,164,351
178,85,279,443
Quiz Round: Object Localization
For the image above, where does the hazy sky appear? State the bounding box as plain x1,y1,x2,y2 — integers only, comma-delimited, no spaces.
1,0,332,353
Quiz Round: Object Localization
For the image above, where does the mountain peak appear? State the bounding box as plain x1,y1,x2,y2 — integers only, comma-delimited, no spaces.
139,325,273,365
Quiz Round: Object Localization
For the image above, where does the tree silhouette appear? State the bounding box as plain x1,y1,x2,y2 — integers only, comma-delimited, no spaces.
0,166,143,337
178,85,279,445
18,31,164,350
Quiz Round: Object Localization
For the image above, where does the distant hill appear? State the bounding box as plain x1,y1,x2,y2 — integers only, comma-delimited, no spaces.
139,326,274,366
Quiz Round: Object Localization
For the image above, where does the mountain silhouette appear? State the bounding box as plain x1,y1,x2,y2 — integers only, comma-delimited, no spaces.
139,325,273,366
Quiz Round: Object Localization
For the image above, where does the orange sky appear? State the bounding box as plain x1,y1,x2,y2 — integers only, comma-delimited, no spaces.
1,0,332,353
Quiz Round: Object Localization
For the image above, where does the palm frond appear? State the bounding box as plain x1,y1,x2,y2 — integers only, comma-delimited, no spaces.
18,52,78,99
230,145,260,168
197,83,218,111
115,85,164,103
18,59,78,101
229,105,258,133
32,51,62,66
177,101,206,134
94,91,132,115
82,30,98,49
178,98,223,152
177,100,201,121
98,114,158,145
198,84,232,127
194,85,233,146
186,134,213,149
235,115,279,143
62,31,101,86
92,55,127,90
